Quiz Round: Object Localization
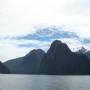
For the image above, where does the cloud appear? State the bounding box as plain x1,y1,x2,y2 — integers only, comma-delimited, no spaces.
0,39,32,62
0,45,31,62
0,39,50,62
0,36,90,62
0,0,90,38
0,0,90,61
0,25,90,62
13,26,78,41
80,38,90,44
17,40,51,50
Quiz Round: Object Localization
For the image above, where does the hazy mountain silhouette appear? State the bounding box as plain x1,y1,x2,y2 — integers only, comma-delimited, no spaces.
0,61,10,74
40,40,90,75
4,40,90,75
77,47,90,60
4,49,45,74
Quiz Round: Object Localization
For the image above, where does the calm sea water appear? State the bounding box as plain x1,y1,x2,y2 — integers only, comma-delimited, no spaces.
0,75,90,90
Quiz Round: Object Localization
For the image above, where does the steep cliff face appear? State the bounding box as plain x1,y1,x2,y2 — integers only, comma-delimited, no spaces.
4,40,90,75
0,61,10,74
4,49,45,74
40,40,90,75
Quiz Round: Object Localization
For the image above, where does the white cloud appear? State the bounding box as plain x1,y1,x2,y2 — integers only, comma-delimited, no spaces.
0,46,31,62
60,38,85,51
0,0,90,37
0,37,90,62
0,0,90,61
0,39,33,62
0,39,50,62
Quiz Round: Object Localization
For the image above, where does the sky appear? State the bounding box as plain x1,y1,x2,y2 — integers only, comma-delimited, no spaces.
0,0,90,62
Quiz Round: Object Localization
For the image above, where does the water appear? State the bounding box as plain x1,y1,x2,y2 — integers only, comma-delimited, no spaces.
0,75,90,90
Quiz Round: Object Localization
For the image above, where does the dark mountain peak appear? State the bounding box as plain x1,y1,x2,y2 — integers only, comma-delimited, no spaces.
4,49,45,74
40,40,90,75
49,40,71,54
51,40,62,46
23,49,45,64
25,49,45,57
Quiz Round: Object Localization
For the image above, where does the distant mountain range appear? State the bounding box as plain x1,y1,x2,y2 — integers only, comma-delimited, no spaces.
1,40,90,74
76,47,90,59
40,40,90,75
4,49,45,74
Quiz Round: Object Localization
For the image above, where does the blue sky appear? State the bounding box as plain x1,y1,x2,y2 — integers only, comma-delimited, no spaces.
0,0,90,62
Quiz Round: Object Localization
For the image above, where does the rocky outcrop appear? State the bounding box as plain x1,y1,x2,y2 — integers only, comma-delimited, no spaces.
40,40,90,75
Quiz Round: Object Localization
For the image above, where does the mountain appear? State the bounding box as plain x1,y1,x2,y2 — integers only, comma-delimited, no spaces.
76,47,90,59
76,47,87,54
4,49,45,74
4,40,90,75
85,51,90,60
40,40,90,75
0,61,10,74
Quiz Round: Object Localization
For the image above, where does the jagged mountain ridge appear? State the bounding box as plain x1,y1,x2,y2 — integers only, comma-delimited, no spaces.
76,47,90,59
40,40,90,75
4,40,90,75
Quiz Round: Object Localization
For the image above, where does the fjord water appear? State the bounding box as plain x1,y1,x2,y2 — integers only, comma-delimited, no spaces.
0,75,90,90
